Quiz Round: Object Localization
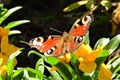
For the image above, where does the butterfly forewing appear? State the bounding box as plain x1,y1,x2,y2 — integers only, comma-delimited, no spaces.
69,14,93,36
30,35,65,56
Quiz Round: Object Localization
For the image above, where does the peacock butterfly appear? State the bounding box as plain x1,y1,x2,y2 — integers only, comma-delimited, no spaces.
29,13,93,57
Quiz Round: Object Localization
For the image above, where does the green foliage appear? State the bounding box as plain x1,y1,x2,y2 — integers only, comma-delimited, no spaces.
4,20,30,29
0,4,30,30
63,0,112,12
104,34,120,54
63,1,87,12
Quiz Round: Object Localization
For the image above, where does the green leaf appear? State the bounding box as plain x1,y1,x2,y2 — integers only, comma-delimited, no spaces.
93,50,109,80
96,50,109,67
28,50,45,59
0,4,8,18
64,64,77,79
55,63,73,80
46,56,59,65
35,58,44,74
23,70,40,80
24,67,46,79
107,56,119,67
9,30,21,35
45,56,73,80
71,53,83,80
84,31,90,45
4,20,30,29
94,38,110,50
85,0,95,9
81,73,92,80
108,57,120,74
0,6,22,24
63,1,87,12
104,34,120,54
100,0,112,10
13,69,23,80
116,74,120,79
0,76,2,80
7,49,22,77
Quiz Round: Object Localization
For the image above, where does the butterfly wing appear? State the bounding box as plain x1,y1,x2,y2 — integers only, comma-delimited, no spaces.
29,35,65,57
69,14,93,36
67,14,93,52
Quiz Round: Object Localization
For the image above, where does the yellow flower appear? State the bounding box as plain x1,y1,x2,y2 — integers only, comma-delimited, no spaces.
98,63,112,80
0,27,18,66
48,66,57,72
57,53,72,63
0,27,9,37
75,44,103,73
0,36,18,66
0,58,7,77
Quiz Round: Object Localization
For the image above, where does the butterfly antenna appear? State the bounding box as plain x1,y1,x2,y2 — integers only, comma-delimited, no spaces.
50,27,63,34
65,15,74,30
20,40,30,46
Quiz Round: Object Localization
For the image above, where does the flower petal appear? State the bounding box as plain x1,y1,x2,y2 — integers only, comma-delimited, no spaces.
6,44,19,57
1,36,18,57
0,54,8,65
0,27,10,37
49,66,57,72
86,47,103,62
98,63,112,80
0,65,7,76
57,53,71,63
1,36,9,56
0,54,17,67
79,58,97,73
75,44,92,58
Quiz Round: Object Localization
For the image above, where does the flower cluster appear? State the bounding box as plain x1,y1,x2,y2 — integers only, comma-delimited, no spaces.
75,44,112,80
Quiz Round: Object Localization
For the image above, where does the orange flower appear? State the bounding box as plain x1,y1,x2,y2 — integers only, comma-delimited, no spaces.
75,44,103,73
0,58,7,77
98,63,112,80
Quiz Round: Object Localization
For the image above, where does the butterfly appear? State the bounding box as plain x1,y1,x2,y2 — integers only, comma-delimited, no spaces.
29,13,93,57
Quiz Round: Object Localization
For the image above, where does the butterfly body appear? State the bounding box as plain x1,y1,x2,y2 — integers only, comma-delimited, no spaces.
29,14,93,57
